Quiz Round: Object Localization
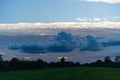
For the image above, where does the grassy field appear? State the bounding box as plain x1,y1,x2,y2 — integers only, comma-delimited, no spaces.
0,67,120,80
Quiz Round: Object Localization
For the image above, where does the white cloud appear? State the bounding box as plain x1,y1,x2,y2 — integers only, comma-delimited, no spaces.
0,22,120,29
76,16,120,22
93,18,101,21
76,17,89,22
76,17,106,22
0,22,120,36
85,0,120,4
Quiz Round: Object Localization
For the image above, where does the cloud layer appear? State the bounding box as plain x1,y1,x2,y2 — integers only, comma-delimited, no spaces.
102,40,120,47
0,22,120,36
9,32,77,53
9,31,103,53
0,22,120,29
9,43,47,54
76,17,120,22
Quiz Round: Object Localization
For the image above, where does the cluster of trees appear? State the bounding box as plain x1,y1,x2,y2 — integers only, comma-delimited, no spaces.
0,56,120,72
85,56,120,67
0,57,79,71
0,58,48,71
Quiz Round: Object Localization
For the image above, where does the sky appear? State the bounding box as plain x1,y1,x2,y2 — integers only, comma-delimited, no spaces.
0,0,120,62
0,0,120,23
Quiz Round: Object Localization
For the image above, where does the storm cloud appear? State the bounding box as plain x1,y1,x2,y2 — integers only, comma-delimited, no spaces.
9,31,105,53
9,43,47,54
102,40,120,47
9,31,77,53
47,31,77,52
80,35,102,51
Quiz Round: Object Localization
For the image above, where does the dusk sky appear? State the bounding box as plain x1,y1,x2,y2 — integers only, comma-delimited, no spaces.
0,0,120,23
0,0,120,63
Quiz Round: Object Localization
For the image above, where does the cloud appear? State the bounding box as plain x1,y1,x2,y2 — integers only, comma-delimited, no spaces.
0,22,120,29
76,17,90,22
8,31,120,53
93,18,101,22
10,43,47,54
80,35,102,51
55,31,77,45
76,16,120,22
47,42,74,52
111,52,120,56
20,43,47,53
102,40,120,47
85,0,120,4
9,31,104,54
47,31,77,52
9,44,20,50
9,31,77,53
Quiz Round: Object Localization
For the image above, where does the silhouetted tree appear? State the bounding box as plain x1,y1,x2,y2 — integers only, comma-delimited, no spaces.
60,57,65,63
75,62,81,66
36,59,47,69
90,60,103,66
0,54,3,61
1,56,120,72
9,58,20,70
104,56,111,62
115,56,120,63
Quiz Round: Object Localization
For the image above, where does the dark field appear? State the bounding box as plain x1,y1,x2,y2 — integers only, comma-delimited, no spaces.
0,67,120,80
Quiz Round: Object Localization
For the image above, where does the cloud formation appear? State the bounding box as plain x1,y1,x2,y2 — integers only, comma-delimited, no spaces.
102,40,120,47
20,43,47,53
80,35,102,51
0,22,120,30
9,32,77,53
10,43,47,54
76,17,90,22
85,0,120,4
93,18,101,22
9,31,104,53
76,17,120,22
47,31,77,52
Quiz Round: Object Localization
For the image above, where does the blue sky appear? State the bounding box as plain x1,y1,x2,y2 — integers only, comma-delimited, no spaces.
0,0,120,23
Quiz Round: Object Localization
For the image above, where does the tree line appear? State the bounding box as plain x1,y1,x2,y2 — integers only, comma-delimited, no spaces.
0,56,120,72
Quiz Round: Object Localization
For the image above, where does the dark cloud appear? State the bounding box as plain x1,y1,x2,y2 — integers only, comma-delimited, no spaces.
55,31,77,45
102,40,120,47
111,52,120,57
47,31,77,52
9,44,20,50
9,31,105,54
47,42,74,52
80,35,102,51
47,44,73,52
10,43,47,54
9,31,77,53
20,43,47,53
